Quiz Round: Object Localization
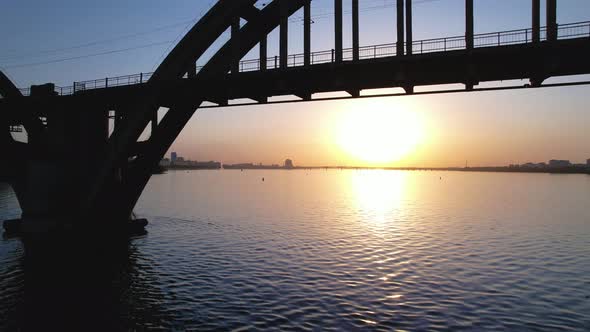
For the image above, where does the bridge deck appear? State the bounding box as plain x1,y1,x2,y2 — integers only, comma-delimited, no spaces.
2,35,589,117
5,20,590,98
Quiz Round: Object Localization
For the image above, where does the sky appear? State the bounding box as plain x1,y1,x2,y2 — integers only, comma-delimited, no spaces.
1,0,590,167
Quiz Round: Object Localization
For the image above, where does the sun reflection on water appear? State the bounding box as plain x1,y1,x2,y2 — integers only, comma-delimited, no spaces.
349,170,408,223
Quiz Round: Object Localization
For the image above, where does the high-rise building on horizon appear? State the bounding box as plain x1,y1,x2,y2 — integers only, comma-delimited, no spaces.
284,159,294,169
171,152,178,164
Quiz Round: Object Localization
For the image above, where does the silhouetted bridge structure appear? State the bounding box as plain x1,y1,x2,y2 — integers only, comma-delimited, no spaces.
1,0,589,235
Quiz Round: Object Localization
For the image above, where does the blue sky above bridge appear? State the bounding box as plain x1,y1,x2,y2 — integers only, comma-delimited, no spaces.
2,0,590,166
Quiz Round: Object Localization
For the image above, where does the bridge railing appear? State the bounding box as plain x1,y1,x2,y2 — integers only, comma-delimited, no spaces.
9,125,23,133
11,21,590,98
72,72,154,93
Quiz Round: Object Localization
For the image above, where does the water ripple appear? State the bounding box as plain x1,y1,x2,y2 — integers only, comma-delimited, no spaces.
1,171,590,330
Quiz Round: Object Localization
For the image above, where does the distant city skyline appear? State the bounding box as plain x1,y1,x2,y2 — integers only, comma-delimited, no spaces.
164,150,590,169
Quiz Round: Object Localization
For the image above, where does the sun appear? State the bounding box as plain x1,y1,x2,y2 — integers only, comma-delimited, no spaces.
335,99,423,165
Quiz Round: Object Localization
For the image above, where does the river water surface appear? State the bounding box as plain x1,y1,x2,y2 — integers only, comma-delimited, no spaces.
1,170,590,330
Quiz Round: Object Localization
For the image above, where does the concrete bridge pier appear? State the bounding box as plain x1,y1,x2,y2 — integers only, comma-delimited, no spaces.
4,98,146,236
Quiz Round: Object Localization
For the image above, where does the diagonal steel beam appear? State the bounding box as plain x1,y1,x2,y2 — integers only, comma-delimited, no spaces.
84,0,258,217
119,0,307,219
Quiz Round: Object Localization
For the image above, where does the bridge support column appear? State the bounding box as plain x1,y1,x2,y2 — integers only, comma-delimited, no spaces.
280,0,288,69
465,0,474,91
335,0,343,62
260,35,267,71
231,16,241,74
396,0,404,56
466,0,474,50
532,0,540,43
304,1,311,66
546,0,557,41
352,0,359,62
406,0,412,55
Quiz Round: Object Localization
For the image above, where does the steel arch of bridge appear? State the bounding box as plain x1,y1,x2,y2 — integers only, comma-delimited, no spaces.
85,0,308,220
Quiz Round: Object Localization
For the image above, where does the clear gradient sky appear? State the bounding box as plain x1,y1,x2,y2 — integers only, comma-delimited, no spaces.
2,0,590,167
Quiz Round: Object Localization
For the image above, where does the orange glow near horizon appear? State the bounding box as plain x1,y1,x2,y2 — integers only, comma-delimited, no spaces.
334,99,425,166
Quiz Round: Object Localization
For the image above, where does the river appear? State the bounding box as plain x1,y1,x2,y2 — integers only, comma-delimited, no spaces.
1,170,589,330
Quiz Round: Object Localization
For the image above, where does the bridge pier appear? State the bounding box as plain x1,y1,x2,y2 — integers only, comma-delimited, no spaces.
3,99,147,236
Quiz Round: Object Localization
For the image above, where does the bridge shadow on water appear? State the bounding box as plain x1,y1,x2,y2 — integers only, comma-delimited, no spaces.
1,231,171,331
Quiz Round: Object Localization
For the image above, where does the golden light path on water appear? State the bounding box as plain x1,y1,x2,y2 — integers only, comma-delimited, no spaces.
349,170,408,224
348,170,410,305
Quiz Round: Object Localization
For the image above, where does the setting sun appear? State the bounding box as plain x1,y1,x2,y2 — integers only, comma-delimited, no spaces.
336,100,424,165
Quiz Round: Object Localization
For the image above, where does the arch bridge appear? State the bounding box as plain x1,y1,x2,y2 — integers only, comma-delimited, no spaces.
1,0,589,234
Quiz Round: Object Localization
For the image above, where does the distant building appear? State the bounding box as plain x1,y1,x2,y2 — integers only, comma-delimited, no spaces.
223,163,281,170
587,159,590,167
549,159,571,168
284,159,294,169
174,158,188,166
521,162,546,169
171,152,178,164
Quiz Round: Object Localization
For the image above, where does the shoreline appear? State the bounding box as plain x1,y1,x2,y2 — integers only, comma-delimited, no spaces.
159,166,590,175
